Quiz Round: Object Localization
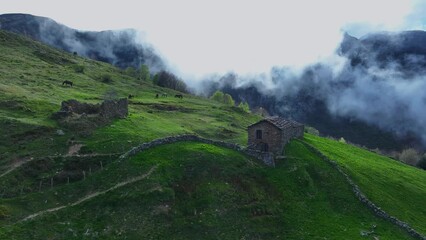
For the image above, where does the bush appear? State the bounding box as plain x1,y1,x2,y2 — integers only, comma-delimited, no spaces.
0,205,9,219
399,148,421,166
238,101,250,112
210,91,224,102
102,89,118,100
305,126,320,136
153,71,187,93
139,64,150,82
209,90,235,106
72,64,85,73
100,74,113,83
416,154,426,170
124,67,137,77
223,94,235,106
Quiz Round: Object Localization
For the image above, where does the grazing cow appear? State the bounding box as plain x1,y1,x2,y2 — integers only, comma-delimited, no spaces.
155,93,159,99
128,94,135,99
175,94,183,99
162,93,168,97
62,80,73,87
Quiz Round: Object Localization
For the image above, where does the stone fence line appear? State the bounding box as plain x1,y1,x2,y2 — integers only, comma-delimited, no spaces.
119,134,275,167
299,140,425,240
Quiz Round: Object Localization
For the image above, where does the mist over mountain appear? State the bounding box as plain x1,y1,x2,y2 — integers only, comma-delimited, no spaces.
201,31,426,150
1,13,425,150
0,13,166,71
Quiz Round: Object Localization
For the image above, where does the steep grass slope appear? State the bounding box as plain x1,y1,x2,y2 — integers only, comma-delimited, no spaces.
0,141,413,239
0,29,260,170
0,29,423,239
305,134,426,235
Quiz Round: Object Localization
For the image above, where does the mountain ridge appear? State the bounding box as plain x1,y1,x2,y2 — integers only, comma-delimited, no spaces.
0,13,166,71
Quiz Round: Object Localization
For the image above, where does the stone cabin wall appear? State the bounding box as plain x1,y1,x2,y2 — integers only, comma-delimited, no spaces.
294,125,305,138
248,121,283,154
281,125,304,144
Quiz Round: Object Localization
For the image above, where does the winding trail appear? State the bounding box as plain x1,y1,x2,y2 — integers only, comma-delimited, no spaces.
21,165,158,222
0,157,33,178
0,153,122,179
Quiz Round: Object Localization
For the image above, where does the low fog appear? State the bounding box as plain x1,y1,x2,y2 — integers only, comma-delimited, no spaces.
195,32,426,147
2,0,426,148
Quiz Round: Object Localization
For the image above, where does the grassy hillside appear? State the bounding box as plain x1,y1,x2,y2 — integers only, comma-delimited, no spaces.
0,29,424,239
0,29,260,169
304,134,426,235
0,141,413,239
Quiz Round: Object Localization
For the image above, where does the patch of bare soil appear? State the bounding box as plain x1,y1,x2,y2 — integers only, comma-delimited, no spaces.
66,144,84,156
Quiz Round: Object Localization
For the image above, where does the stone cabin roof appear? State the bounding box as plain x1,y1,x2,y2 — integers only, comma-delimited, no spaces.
248,116,303,131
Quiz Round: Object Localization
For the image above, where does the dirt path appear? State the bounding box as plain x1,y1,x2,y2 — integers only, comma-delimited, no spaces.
66,144,84,156
0,157,33,178
21,165,158,222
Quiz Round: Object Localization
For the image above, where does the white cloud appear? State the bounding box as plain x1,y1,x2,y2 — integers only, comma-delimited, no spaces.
1,0,423,77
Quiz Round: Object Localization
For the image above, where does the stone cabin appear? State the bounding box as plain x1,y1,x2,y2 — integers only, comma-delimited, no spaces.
247,116,304,155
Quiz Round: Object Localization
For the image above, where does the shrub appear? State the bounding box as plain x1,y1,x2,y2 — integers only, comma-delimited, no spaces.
210,91,224,102
124,67,137,77
416,154,426,170
223,94,235,106
100,74,113,83
209,91,235,106
238,101,250,112
305,126,320,136
72,64,85,73
102,89,118,100
153,71,187,93
0,205,9,219
399,148,421,166
139,64,150,82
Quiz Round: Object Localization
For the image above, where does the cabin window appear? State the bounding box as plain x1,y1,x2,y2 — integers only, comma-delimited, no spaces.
256,130,262,139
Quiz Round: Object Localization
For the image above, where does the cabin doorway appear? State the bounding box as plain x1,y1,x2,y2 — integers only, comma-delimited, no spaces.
261,143,269,152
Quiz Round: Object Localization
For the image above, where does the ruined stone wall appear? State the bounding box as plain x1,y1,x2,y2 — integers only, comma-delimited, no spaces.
300,140,425,240
100,98,128,119
120,134,275,167
248,122,283,154
61,100,100,115
53,98,128,120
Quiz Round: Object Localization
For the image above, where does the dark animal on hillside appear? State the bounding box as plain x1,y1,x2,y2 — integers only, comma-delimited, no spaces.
62,80,73,87
162,93,168,97
128,94,134,99
175,94,183,99
155,93,159,98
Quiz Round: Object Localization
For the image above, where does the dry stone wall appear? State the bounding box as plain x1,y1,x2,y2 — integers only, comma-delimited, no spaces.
119,135,275,167
300,140,425,240
52,98,128,120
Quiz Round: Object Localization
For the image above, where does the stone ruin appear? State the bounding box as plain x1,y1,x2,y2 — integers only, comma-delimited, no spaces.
52,98,128,135
52,98,128,120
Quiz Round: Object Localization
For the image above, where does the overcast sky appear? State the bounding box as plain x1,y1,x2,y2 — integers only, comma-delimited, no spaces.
1,0,425,77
